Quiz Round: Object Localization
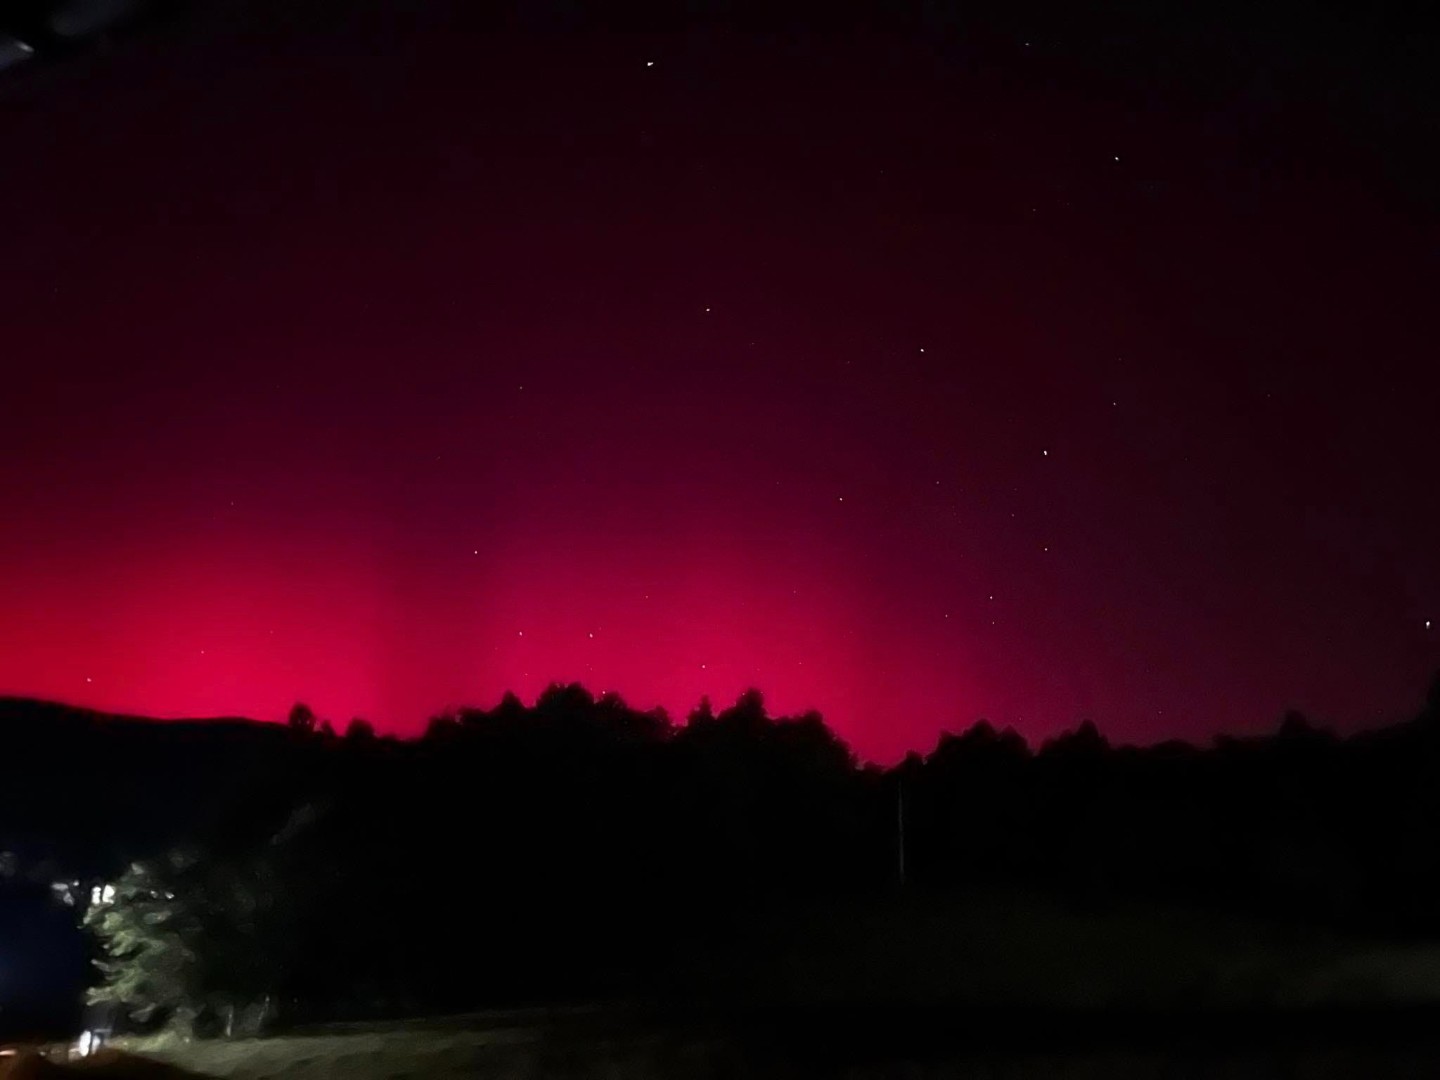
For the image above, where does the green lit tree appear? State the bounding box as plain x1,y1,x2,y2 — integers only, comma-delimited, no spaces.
85,854,203,1031
86,847,292,1036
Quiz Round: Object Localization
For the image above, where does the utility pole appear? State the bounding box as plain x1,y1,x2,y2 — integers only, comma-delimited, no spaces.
897,777,907,888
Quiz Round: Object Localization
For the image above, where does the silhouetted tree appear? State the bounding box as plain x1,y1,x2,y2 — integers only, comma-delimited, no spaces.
687,695,716,727
1425,670,1440,721
287,702,317,736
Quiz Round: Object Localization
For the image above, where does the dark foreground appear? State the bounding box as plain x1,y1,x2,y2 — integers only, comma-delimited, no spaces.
101,1003,1440,1079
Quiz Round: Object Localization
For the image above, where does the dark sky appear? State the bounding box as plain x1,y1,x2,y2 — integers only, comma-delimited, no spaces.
1,0,1437,761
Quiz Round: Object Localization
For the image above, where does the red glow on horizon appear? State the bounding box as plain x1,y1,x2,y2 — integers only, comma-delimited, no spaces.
0,24,1436,762
0,522,986,762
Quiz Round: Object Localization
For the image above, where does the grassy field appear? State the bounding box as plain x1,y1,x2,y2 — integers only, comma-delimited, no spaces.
111,1012,1440,1080
682,888,1440,1010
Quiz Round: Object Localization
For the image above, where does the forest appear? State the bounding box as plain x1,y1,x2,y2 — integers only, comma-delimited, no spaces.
4,676,1440,1039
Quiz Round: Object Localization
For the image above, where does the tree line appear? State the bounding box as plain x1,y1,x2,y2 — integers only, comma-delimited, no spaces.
8,674,1439,1035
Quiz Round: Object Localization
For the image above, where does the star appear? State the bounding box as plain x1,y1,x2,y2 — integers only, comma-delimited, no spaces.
1042,449,1048,457
85,677,92,684
645,60,654,67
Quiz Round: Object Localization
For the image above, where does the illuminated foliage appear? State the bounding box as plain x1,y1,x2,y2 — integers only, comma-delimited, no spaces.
85,849,290,1034
84,856,200,1026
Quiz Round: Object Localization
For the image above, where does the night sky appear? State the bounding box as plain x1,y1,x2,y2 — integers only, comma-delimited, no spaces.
1,0,1437,761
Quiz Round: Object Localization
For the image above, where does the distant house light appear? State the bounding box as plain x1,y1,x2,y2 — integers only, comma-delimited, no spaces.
0,37,37,74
